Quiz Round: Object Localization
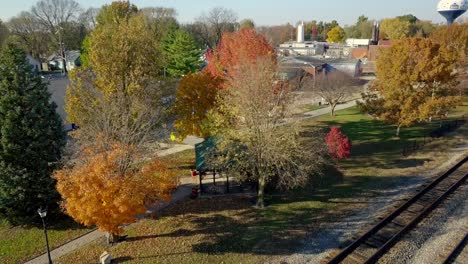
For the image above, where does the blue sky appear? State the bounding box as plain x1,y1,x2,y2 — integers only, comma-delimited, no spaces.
1,0,464,26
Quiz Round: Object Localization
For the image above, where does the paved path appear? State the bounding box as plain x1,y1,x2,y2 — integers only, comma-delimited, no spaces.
25,146,197,264
303,100,357,118
25,102,358,264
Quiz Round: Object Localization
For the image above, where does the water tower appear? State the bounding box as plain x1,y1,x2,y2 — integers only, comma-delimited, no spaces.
437,0,468,24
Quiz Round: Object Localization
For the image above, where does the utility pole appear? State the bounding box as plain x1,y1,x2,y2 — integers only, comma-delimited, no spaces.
56,27,67,74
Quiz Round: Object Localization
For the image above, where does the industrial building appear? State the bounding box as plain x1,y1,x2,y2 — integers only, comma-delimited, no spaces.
278,21,368,78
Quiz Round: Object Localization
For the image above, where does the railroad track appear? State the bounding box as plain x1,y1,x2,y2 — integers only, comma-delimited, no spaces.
442,233,468,264
326,156,468,264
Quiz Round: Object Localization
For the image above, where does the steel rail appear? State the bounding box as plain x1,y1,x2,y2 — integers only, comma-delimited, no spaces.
327,156,468,264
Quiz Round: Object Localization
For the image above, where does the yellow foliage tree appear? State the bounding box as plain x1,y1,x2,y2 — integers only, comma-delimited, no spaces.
173,72,222,139
380,18,411,40
327,26,346,43
60,2,175,243
431,23,468,66
66,1,168,146
373,38,460,136
55,141,175,239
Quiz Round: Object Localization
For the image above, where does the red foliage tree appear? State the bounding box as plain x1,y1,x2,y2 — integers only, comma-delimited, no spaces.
325,127,351,159
205,28,276,79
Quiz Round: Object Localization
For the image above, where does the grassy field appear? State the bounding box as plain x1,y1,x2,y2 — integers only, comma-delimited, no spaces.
56,102,467,264
165,149,196,181
0,217,93,264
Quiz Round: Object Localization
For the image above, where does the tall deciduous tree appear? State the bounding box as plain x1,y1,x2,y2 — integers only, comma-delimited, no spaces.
0,20,9,47
306,71,358,116
55,142,175,243
327,26,346,43
162,29,202,77
67,1,167,147
62,2,173,241
344,15,374,39
31,0,82,32
380,18,411,40
60,21,87,50
239,19,255,29
431,23,468,66
79,7,100,30
172,72,222,139
369,38,460,136
205,28,275,79
302,20,338,42
189,7,238,49
209,57,326,208
7,12,52,60
0,42,65,224
257,23,295,46
31,0,83,70
142,7,179,43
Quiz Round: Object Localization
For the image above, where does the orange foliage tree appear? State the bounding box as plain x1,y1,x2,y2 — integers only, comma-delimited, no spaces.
54,142,175,240
205,28,275,79
173,72,222,139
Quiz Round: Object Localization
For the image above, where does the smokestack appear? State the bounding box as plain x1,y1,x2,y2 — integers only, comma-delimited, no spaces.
371,22,380,45
297,21,305,43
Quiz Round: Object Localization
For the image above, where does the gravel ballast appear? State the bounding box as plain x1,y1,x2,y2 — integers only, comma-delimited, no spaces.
280,144,468,264
378,184,467,264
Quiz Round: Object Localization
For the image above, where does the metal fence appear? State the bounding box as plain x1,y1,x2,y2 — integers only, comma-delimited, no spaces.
401,117,466,157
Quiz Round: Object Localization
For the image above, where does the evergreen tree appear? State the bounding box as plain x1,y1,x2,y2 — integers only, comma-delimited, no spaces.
0,42,65,224
162,29,202,77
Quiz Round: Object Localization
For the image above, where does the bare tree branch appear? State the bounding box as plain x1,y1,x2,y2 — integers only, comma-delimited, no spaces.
305,71,359,116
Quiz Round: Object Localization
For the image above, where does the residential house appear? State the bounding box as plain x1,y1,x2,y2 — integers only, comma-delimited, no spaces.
48,50,81,71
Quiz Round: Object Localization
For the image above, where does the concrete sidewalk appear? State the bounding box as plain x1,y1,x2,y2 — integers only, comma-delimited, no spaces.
25,146,197,264
303,100,357,118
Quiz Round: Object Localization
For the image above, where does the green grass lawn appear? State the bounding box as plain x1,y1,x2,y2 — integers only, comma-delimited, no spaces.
165,149,195,180
0,217,93,264
56,102,467,263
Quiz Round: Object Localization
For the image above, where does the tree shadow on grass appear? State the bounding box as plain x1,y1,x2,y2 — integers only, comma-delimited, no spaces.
13,214,91,232
144,169,419,257
124,234,160,242
121,118,444,258
112,256,133,263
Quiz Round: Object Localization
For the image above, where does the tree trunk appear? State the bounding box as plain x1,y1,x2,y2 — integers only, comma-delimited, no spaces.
256,175,266,208
396,124,401,137
106,232,117,245
331,103,338,117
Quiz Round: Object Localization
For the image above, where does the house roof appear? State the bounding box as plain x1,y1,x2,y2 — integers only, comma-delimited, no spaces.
65,50,80,63
48,50,81,63
323,58,361,65
279,56,326,68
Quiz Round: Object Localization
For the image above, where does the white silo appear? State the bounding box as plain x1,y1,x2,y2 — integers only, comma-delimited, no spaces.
297,21,305,43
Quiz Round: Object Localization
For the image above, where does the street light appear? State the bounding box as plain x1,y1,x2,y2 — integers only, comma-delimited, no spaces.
38,207,53,264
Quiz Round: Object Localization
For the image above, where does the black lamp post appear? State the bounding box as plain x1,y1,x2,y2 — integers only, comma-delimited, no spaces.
38,207,52,264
